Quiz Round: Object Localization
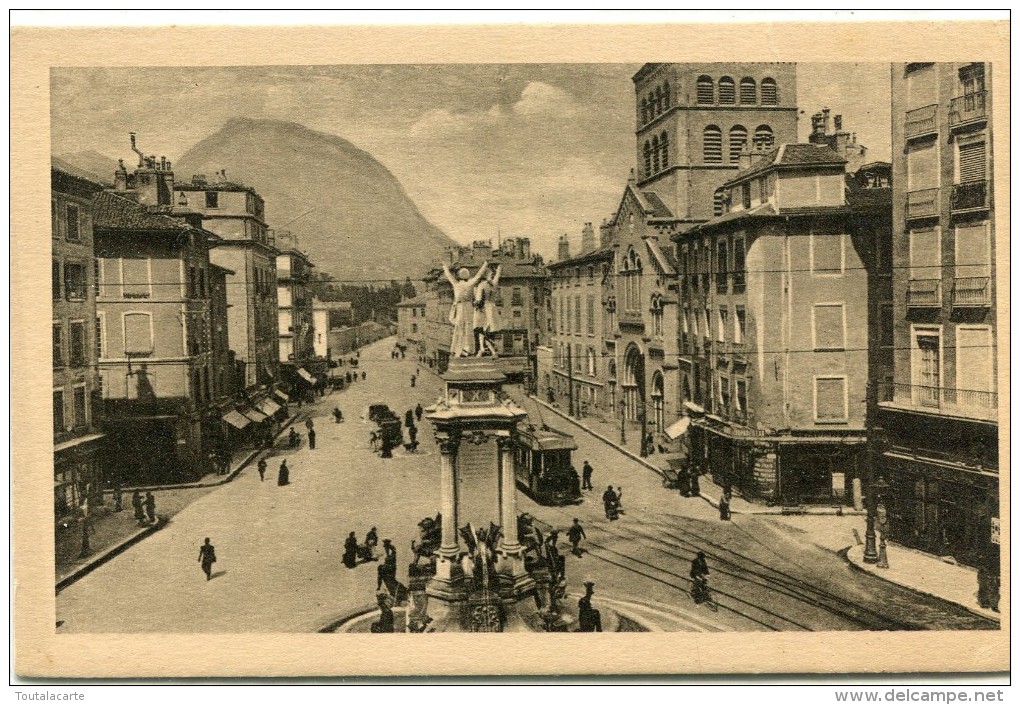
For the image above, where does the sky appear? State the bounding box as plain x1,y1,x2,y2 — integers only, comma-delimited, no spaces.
51,63,891,260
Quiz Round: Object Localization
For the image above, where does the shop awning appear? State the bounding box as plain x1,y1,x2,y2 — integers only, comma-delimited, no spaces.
664,417,691,441
257,398,282,416
273,390,290,403
242,408,270,423
54,432,106,454
297,367,316,384
683,401,706,415
223,410,252,430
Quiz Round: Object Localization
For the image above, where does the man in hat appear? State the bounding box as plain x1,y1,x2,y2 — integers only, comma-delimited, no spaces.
581,460,594,491
577,581,602,632
257,457,267,482
567,518,587,557
144,491,156,524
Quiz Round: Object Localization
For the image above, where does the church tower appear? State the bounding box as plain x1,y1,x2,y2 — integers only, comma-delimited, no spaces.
632,63,799,229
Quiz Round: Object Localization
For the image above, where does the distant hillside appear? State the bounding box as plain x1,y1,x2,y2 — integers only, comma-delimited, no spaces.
175,118,457,282
53,150,118,185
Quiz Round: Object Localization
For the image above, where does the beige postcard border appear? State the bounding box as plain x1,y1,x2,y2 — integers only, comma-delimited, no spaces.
11,19,1010,677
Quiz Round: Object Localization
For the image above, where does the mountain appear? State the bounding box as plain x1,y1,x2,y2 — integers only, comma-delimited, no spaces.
175,118,457,282
53,150,118,186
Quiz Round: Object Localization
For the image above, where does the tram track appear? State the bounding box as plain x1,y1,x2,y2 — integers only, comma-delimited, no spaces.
532,505,930,631
627,521,919,631
530,514,811,631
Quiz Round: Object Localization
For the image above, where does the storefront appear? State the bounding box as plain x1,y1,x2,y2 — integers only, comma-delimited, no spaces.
54,433,105,521
880,450,998,567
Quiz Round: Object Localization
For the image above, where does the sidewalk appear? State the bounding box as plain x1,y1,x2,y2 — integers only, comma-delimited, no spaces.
529,395,863,517
846,542,1000,623
55,409,305,590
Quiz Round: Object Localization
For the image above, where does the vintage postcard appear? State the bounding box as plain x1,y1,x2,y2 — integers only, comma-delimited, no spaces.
11,17,1009,678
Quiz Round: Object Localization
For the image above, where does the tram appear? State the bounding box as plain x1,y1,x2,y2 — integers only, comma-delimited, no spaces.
513,424,581,506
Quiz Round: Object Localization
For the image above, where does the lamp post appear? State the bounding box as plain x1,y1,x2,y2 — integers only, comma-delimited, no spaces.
866,475,890,566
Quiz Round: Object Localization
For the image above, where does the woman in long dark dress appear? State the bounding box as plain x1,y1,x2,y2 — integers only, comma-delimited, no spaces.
343,532,359,568
277,460,290,486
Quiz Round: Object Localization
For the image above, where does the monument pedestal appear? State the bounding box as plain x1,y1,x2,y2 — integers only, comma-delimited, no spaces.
426,554,466,601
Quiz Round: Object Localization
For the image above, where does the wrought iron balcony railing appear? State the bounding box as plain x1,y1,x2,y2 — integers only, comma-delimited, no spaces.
881,382,997,421
906,279,942,308
950,180,989,213
905,104,938,139
951,276,992,308
906,187,940,220
949,92,987,128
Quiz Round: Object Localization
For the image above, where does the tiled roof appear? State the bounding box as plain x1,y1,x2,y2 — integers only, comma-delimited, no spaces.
640,191,675,219
92,191,189,232
726,143,847,185
547,246,614,270
645,238,677,275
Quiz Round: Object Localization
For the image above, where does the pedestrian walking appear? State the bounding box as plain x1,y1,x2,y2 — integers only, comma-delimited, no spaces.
577,581,603,632
405,409,414,428
581,460,594,490
333,407,344,423
198,537,217,581
278,460,290,486
415,403,424,422
408,425,418,444
308,428,317,450
132,490,145,525
361,371,366,381
602,485,621,521
377,539,397,591
342,531,358,568
257,458,267,482
78,511,92,559
144,491,156,524
719,485,732,521
113,485,123,512
305,418,314,432
567,518,587,557
410,375,416,388
568,466,581,496
289,427,299,448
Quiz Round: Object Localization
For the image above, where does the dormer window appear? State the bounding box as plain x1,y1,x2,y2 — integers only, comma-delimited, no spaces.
205,191,219,209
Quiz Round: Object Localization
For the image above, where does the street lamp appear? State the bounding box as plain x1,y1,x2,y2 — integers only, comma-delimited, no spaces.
865,475,890,565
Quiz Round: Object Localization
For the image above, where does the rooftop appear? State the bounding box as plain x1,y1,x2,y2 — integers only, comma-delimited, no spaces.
547,246,614,270
725,143,847,186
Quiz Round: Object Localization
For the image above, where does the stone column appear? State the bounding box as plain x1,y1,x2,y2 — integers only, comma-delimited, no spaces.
498,435,521,550
429,431,464,599
496,434,534,598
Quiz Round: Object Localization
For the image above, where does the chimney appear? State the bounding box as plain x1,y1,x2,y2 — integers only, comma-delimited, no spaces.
114,159,128,191
519,237,531,261
557,234,571,261
191,174,207,187
599,218,614,248
128,134,174,207
581,222,596,254
834,114,843,131
809,112,826,143
822,108,831,135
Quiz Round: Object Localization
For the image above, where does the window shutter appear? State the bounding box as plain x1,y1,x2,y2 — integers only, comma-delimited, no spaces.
958,141,985,183
815,378,846,420
124,313,153,354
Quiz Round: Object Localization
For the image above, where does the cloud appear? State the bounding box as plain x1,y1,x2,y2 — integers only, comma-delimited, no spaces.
511,81,578,118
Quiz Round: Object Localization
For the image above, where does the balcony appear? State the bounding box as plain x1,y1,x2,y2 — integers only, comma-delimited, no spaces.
905,279,942,309
950,180,989,214
905,104,938,140
716,272,729,295
732,271,746,294
881,382,997,422
951,276,992,308
949,92,987,129
906,188,939,221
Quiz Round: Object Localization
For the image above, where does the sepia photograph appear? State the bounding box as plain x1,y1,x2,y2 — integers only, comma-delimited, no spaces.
11,13,1009,682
